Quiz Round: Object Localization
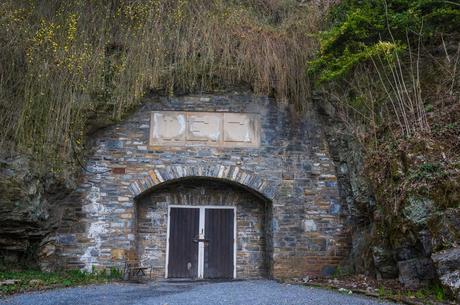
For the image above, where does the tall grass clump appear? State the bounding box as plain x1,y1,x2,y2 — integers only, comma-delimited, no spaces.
0,0,332,172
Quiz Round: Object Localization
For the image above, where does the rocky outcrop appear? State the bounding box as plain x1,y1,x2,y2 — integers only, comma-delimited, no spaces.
315,99,378,276
432,247,460,301
397,258,437,288
316,98,458,294
372,246,398,279
0,155,74,266
428,208,460,252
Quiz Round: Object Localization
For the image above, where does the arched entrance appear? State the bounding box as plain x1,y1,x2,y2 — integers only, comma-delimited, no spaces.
135,177,272,279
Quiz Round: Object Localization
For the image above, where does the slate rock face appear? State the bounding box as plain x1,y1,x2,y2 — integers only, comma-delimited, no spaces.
372,246,398,279
317,99,382,277
432,247,460,301
429,208,460,252
397,258,437,288
0,156,73,266
316,98,460,297
403,197,433,226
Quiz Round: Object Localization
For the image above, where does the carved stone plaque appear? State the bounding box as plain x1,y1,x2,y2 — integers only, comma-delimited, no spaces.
149,111,259,147
224,113,257,144
150,112,186,145
187,113,222,144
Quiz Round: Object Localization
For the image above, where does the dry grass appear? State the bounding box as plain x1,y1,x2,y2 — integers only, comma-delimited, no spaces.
0,0,332,171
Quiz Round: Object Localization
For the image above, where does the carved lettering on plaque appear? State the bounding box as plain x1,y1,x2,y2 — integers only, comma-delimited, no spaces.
187,113,221,143
150,112,186,145
149,111,259,147
223,113,257,144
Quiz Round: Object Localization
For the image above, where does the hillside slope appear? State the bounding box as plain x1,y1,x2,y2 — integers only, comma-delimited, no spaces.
0,0,459,301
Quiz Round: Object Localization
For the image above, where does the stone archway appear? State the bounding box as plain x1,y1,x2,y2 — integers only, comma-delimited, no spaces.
128,165,277,201
134,175,273,279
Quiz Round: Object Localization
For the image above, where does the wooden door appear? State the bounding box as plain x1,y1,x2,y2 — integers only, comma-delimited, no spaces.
167,207,200,278
204,208,234,279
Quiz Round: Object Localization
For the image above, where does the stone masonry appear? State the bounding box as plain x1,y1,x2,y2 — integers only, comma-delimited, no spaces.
51,93,350,279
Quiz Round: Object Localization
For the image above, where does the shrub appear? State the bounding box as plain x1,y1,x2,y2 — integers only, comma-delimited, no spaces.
309,0,460,83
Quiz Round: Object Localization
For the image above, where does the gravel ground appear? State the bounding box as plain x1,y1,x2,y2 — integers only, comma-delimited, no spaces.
0,280,398,305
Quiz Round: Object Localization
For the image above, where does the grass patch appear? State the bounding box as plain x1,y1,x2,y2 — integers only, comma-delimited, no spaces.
0,268,122,295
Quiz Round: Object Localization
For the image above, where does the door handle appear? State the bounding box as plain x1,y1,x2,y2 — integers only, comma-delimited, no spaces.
192,238,209,243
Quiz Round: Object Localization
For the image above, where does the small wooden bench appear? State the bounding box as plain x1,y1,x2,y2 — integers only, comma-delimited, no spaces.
120,250,152,281
123,261,152,280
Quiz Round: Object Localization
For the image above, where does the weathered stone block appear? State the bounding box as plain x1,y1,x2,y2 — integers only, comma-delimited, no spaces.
303,220,317,232
107,140,123,150
432,247,460,301
111,249,125,260
397,258,436,288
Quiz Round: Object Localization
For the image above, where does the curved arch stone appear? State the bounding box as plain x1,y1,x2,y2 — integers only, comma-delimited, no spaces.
128,165,276,200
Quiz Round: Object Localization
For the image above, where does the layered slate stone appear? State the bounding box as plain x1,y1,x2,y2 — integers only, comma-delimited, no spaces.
50,93,350,279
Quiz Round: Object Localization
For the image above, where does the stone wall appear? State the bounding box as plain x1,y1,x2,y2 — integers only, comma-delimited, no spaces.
51,93,350,279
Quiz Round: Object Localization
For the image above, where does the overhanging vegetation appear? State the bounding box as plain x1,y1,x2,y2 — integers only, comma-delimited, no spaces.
0,0,330,170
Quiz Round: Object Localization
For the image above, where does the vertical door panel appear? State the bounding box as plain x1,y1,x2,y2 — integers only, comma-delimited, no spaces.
204,208,234,279
168,208,200,278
